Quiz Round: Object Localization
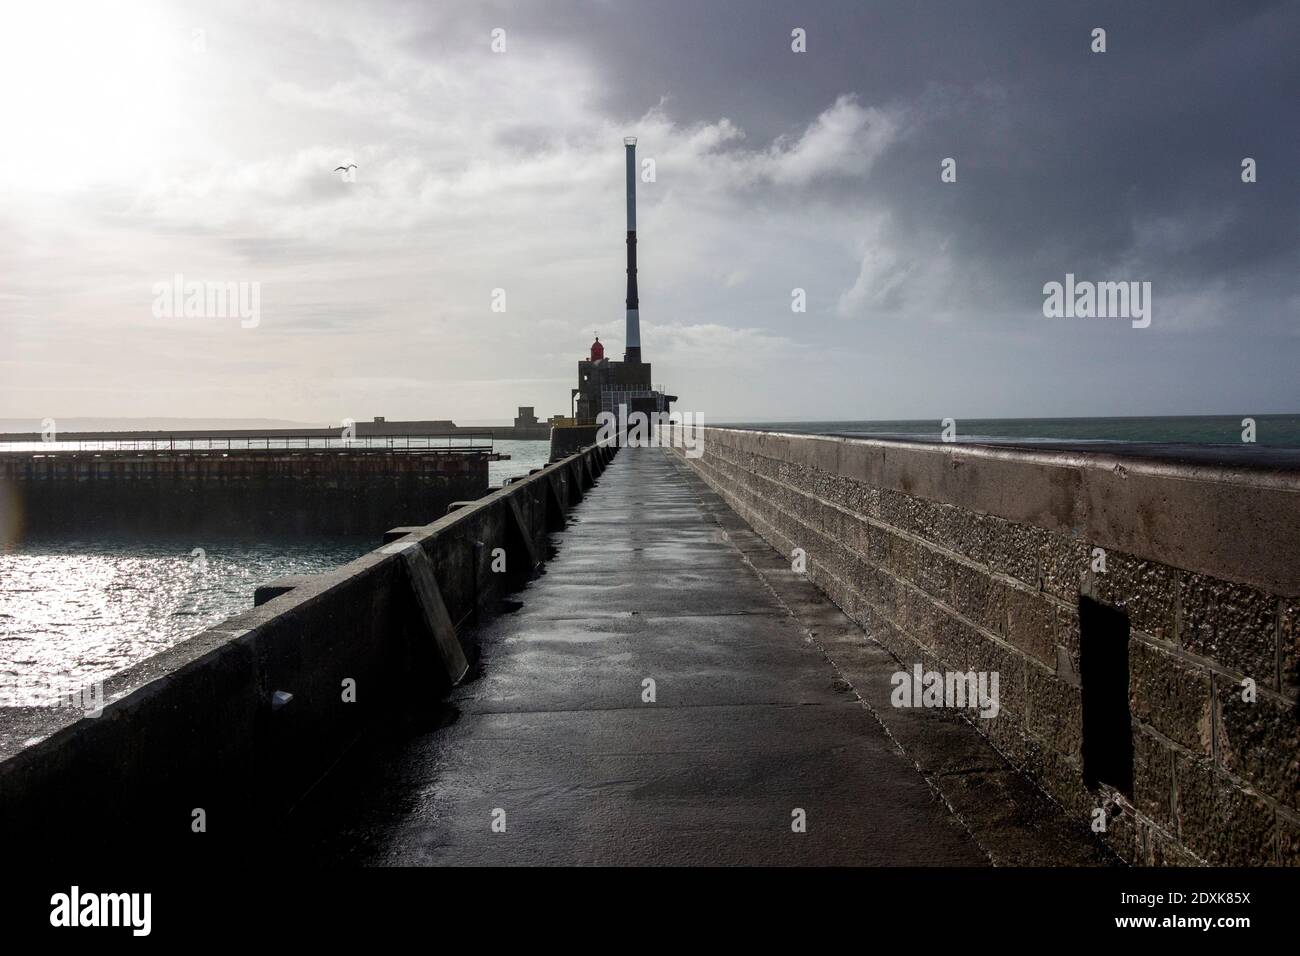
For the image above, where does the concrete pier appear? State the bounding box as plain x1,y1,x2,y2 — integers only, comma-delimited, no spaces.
0,442,615,859
4,434,1292,866
280,446,1107,865
667,426,1300,866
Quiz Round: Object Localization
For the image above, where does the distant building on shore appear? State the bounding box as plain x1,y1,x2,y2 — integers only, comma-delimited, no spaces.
363,411,551,441
570,334,672,422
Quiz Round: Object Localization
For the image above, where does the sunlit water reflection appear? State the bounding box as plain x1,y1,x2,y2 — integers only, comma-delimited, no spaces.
0,441,552,698
0,537,373,697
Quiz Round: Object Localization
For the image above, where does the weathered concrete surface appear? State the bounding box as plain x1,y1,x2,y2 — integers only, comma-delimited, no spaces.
282,447,1108,865
667,425,1300,866
0,443,613,860
808,433,1300,474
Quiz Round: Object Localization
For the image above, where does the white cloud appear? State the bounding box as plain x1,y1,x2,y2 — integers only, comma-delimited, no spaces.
13,1,1266,424
0,1,911,423
759,95,900,186
647,322,803,367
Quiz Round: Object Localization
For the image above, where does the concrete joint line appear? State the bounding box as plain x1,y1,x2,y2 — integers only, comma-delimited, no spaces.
507,495,540,568
397,544,469,685
546,474,567,523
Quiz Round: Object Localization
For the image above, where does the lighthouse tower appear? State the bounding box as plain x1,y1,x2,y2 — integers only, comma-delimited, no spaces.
566,137,676,424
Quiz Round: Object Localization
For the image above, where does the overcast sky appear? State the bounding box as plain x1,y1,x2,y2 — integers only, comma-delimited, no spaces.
1,0,1295,425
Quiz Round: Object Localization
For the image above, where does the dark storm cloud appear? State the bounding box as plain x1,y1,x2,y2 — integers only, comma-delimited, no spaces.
446,0,1297,324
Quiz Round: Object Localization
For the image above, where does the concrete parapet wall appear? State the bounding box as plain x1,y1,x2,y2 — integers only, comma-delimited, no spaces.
550,424,601,461
0,442,615,858
668,426,1300,866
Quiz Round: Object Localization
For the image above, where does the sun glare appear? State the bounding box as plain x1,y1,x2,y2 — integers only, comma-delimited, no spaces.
0,1,185,190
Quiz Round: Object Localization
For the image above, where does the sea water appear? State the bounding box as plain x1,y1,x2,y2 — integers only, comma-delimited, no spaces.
0,440,553,694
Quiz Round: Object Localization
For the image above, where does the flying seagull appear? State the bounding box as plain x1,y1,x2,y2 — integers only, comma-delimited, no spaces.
334,164,357,172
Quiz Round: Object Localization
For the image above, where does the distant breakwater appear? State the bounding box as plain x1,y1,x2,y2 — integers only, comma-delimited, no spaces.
0,449,490,542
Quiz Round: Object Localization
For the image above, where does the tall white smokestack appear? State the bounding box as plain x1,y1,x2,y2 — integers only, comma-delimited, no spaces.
624,136,641,364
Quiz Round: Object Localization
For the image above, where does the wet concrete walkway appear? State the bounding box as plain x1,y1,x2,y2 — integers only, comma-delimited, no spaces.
289,446,995,865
